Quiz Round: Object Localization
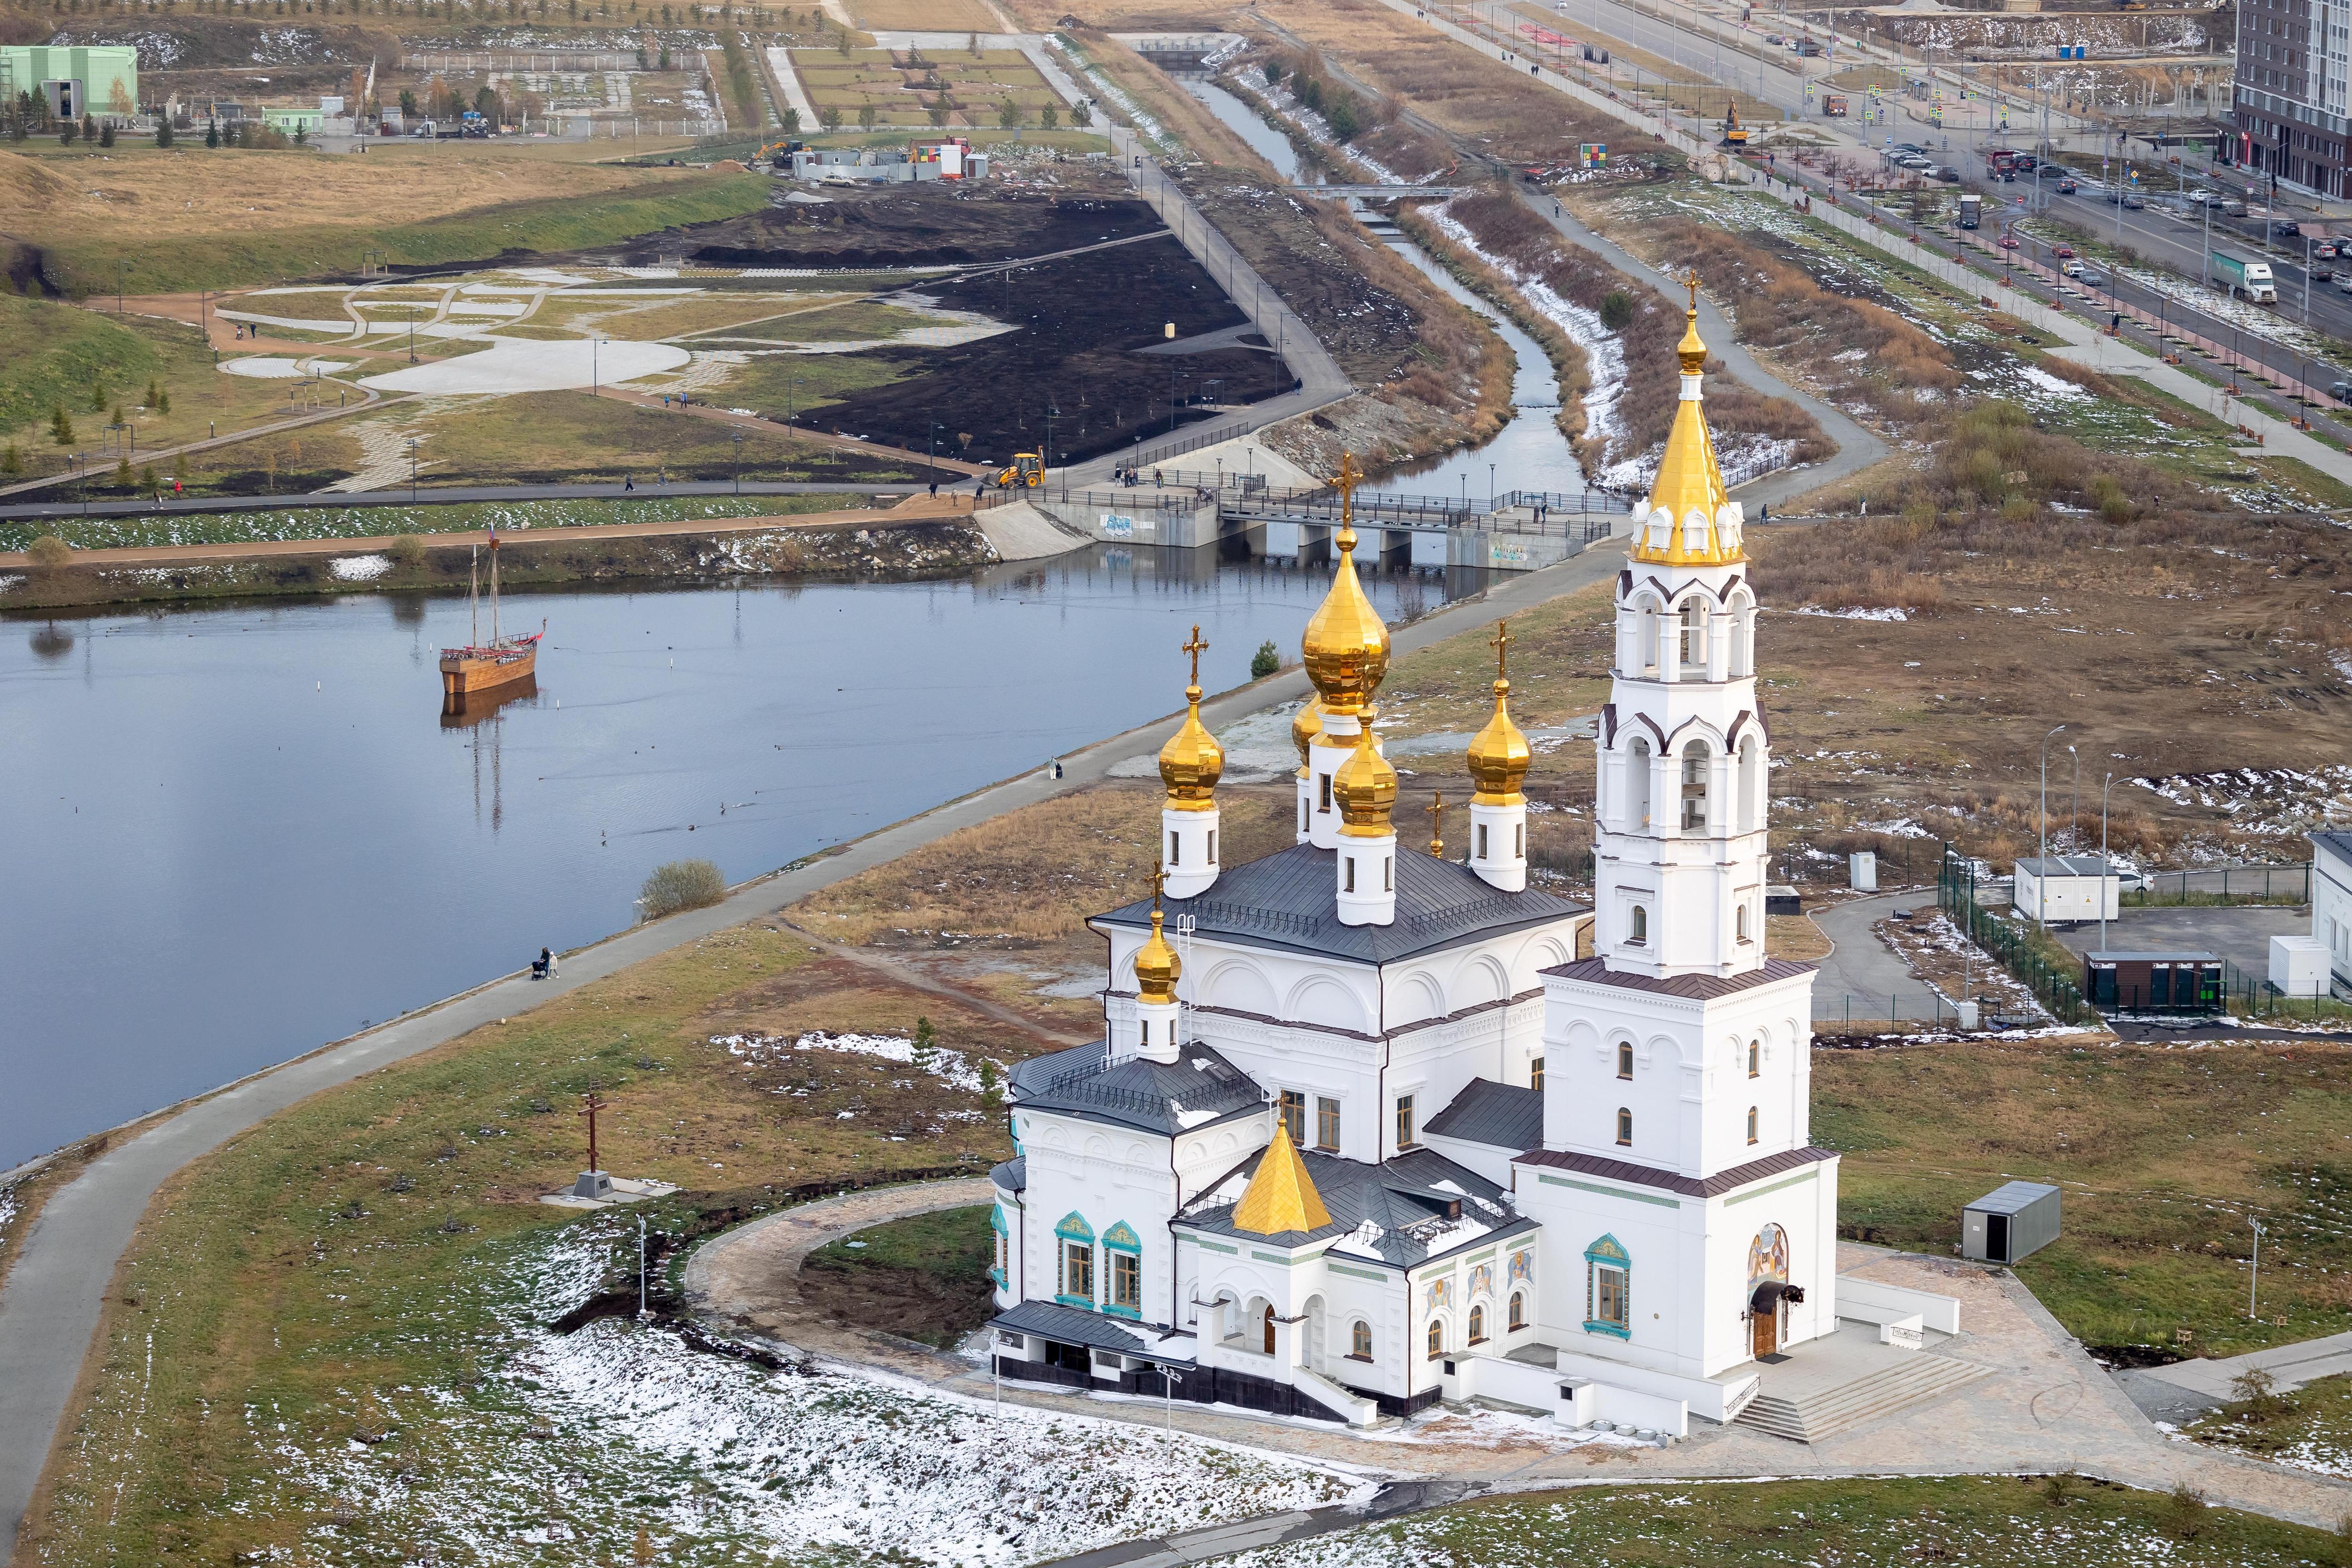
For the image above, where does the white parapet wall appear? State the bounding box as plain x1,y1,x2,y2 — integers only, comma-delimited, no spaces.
1838,1275,1962,1336
1552,1349,1750,1427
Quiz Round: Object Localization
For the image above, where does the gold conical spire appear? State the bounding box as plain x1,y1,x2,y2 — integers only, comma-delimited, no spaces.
1301,453,1390,717
1333,703,1398,838
1134,865,1180,1005
1633,271,1741,567
1290,698,1323,778
1158,624,1223,811
1232,1123,1331,1237
1467,619,1531,805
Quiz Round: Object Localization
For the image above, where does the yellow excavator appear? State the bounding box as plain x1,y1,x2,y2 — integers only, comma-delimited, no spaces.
995,452,1046,488
1720,103,1749,147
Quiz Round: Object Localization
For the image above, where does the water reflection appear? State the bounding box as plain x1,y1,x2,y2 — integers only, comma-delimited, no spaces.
0,544,1468,1166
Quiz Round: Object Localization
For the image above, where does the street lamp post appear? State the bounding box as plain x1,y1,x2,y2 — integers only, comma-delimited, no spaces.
2037,723,2067,928
2250,1216,2267,1319
2099,771,2116,954
407,435,421,502
731,428,743,493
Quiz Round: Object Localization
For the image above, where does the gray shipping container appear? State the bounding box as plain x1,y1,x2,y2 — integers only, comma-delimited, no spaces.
1960,1180,2060,1264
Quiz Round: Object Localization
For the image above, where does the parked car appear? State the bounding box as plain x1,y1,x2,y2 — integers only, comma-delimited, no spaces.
2079,269,2109,287
2331,378,2352,400
2109,865,2151,893
1933,165,1960,183
2334,271,2352,293
2315,242,2340,260
2053,244,2076,258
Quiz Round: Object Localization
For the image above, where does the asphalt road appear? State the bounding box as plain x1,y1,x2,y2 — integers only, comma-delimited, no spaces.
0,479,940,524
0,533,1632,1559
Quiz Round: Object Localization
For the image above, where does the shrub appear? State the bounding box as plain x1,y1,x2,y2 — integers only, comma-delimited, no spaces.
388,533,429,572
639,859,727,919
154,119,174,148
26,536,74,569
1251,639,1280,679
50,406,73,445
1070,100,1091,127
0,444,19,477
1598,290,1634,332
1324,92,1360,141
1040,104,1057,131
2161,1483,2207,1539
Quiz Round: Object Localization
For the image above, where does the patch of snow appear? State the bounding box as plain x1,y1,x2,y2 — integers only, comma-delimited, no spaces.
712,1030,991,1095
329,554,391,581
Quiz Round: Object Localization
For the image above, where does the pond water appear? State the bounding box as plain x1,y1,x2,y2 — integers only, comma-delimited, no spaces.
1176,72,1589,502
0,549,1467,1168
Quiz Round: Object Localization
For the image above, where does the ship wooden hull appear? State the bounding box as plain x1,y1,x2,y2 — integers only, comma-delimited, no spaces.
438,643,537,698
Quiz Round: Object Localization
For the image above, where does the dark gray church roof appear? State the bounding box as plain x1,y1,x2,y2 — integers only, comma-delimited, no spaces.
990,1157,1025,1193
1008,1039,1267,1137
1177,1146,1536,1269
992,1299,1151,1355
1424,1078,1544,1152
1008,1041,1106,1099
1097,843,1585,965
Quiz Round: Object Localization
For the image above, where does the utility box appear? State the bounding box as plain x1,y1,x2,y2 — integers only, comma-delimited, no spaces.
1850,852,1877,892
1961,1180,2060,1264
2272,934,2329,997
2013,855,2117,923
2083,951,2223,1012
1766,884,1803,916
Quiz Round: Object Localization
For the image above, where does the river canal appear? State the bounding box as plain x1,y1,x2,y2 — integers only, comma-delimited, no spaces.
1177,73,1589,501
0,549,1465,1168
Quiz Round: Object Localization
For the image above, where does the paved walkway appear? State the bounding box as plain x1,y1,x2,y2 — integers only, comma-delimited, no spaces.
0,540,1629,1558
1809,889,1947,1021
686,1177,2352,1534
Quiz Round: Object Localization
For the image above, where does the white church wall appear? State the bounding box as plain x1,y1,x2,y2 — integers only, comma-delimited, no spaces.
1016,1107,1189,1329
1516,1171,1701,1378
1709,1159,1840,1369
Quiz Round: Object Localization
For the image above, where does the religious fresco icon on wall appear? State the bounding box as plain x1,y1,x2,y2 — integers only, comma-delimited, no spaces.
1508,1248,1534,1289
1425,1274,1453,1312
1467,1262,1494,1302
1748,1222,1790,1288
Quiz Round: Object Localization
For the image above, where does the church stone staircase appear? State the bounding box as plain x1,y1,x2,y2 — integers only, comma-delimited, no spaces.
1734,1353,1993,1444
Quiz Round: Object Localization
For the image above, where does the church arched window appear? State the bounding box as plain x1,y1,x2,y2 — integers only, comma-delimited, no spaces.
1628,905,1648,947
1427,1318,1445,1360
1736,903,1752,944
1729,593,1756,678
1679,598,1708,673
1509,1292,1526,1332
1747,1105,1760,1145
1468,1304,1487,1344
1615,1107,1633,1146
1748,1040,1761,1077
1680,741,1710,831
1626,737,1653,832
1616,1041,1633,1079
1351,1319,1373,1360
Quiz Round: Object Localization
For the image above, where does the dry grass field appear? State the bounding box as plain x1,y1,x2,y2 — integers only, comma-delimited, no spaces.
843,0,1006,28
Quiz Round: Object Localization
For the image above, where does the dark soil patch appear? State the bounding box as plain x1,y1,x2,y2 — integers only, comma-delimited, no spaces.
799,1204,997,1350
667,185,1162,270
791,235,1294,466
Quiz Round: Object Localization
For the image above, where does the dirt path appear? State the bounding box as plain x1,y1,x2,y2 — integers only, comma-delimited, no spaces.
773,919,1098,1050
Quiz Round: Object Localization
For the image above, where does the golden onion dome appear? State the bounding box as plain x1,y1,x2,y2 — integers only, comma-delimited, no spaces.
1468,678,1532,804
1302,520,1390,717
1134,907,1180,1005
1333,706,1398,837
1290,699,1323,776
1159,683,1224,811
1634,272,1741,568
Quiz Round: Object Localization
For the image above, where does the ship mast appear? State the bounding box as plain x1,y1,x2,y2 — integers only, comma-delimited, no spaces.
489,530,501,645
469,544,479,648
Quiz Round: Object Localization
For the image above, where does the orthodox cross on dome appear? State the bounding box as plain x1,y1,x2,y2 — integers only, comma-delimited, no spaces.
1332,450,1361,536
1683,268,1700,313
1151,860,1167,911
1427,791,1445,858
1181,624,1209,688
578,1085,610,1174
1490,619,1510,683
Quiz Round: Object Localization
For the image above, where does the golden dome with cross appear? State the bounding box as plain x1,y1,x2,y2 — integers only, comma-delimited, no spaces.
1466,619,1531,804
1301,452,1390,717
1133,867,1181,1005
1631,271,1744,568
1157,624,1224,811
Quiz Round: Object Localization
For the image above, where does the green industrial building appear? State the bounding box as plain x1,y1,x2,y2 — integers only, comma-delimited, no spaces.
0,44,142,118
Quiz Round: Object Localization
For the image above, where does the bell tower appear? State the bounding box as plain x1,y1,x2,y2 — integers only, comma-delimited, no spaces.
1593,276,1771,980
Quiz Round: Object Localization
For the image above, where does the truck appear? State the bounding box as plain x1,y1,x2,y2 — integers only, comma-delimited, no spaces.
2209,250,2278,304
1957,191,1983,228
1821,92,1848,116
1982,146,2022,180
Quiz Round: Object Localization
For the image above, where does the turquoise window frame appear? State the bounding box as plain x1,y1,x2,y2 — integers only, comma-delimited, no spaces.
1583,1234,1632,1340
1102,1220,1141,1253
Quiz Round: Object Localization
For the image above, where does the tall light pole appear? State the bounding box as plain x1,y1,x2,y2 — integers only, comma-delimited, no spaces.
2038,723,2067,928
2250,1216,2267,1319
731,427,743,493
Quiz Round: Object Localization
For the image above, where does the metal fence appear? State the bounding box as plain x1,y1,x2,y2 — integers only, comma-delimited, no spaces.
1133,420,1249,467
1811,990,1994,1033
1938,847,2098,1027
2122,865,2312,906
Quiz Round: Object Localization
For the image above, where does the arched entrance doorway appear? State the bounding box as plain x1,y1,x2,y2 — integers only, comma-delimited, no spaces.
1262,1303,1276,1354
1747,1223,1795,1359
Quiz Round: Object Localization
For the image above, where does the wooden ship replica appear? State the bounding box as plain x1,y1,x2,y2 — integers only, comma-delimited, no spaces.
439,530,542,708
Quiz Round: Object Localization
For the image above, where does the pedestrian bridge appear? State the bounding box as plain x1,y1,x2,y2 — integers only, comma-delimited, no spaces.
1292,183,1477,200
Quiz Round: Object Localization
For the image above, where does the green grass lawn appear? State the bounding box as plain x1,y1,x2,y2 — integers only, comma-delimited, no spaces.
44,174,773,297
801,1203,996,1348
1817,1040,2352,1359
2186,1372,2352,1480
0,295,291,478
1203,1477,2347,1566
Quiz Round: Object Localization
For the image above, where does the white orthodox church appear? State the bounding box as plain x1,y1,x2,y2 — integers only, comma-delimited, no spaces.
985,300,1939,1434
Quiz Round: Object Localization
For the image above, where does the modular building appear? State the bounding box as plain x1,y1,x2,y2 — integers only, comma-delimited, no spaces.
0,44,141,118
1961,1181,2060,1265
2013,855,2117,924
2314,831,2352,989
2082,950,2223,1013
789,143,989,183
